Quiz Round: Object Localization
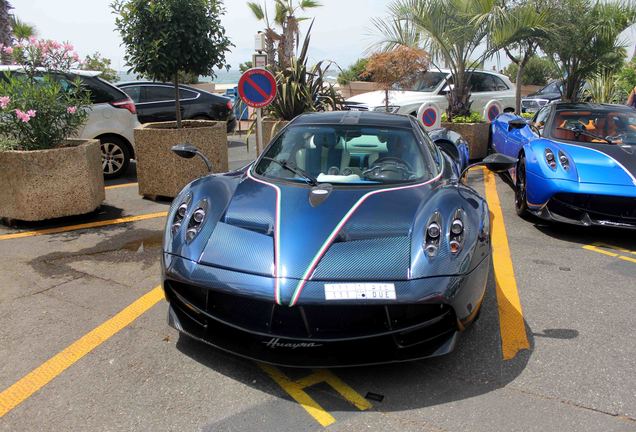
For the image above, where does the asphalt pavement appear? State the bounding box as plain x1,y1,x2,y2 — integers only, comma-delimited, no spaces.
0,136,634,431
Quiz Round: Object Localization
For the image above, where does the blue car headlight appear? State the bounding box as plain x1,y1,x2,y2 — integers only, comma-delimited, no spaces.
185,200,208,243
171,193,192,235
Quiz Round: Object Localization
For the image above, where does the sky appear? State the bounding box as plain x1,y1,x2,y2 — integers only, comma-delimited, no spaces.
10,0,636,75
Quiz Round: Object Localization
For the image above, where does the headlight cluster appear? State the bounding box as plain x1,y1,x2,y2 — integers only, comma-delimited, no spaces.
545,147,570,171
170,194,208,243
423,210,465,257
373,105,400,113
171,194,192,234
186,201,208,243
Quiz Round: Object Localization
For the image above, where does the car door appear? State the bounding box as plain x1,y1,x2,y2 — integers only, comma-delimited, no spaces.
136,84,179,123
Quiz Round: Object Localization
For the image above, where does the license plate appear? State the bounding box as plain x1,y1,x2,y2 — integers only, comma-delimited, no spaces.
324,283,396,300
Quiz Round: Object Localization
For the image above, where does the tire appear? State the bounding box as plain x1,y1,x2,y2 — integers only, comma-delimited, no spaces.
514,154,529,217
100,136,131,179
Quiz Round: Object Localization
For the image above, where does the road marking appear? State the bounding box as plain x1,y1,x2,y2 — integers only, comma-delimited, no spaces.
105,182,138,190
583,243,636,264
259,364,372,427
0,212,167,241
483,169,530,360
0,286,164,418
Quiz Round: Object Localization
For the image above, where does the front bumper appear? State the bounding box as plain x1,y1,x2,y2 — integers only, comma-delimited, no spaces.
162,254,489,367
526,172,636,229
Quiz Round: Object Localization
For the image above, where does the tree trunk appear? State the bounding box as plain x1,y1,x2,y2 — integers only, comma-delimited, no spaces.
447,70,472,119
515,53,532,114
174,73,182,129
385,89,389,111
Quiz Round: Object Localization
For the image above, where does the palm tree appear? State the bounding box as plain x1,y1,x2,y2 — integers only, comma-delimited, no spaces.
541,0,636,102
0,0,12,48
11,16,36,42
374,0,550,117
247,0,321,70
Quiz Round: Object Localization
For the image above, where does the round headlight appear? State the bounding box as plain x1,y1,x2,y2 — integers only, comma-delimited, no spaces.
193,208,205,224
186,228,198,242
177,203,188,218
451,219,463,235
427,222,441,239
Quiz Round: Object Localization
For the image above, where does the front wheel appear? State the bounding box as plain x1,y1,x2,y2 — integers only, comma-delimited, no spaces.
100,136,131,179
514,154,529,217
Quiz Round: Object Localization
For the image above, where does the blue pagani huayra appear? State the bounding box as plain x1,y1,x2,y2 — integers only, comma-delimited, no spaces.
491,102,636,228
163,111,515,367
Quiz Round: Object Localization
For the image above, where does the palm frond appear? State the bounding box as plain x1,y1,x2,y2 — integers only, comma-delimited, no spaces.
247,2,265,21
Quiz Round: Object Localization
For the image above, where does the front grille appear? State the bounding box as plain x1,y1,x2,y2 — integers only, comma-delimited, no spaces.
165,280,454,341
550,193,636,222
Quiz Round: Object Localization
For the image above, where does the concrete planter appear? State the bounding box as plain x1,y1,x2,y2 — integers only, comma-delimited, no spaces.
261,120,290,153
0,139,105,222
441,122,490,160
134,120,228,198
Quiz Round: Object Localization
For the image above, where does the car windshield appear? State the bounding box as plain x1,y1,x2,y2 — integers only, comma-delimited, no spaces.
550,109,636,145
253,124,436,185
398,71,447,92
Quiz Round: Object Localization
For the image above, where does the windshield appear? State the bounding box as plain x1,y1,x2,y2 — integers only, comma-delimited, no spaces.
550,109,636,145
399,71,447,92
254,124,436,185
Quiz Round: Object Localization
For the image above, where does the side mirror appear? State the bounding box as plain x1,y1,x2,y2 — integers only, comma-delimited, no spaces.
459,153,517,181
171,143,212,173
439,83,454,95
508,119,528,131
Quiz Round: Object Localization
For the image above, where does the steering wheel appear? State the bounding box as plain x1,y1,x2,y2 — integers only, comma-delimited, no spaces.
362,157,414,181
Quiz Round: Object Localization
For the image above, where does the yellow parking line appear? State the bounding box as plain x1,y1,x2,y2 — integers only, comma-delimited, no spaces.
483,169,530,360
618,255,636,264
593,242,636,256
582,244,618,257
259,365,371,427
582,244,636,264
105,182,138,190
0,212,167,241
0,286,164,418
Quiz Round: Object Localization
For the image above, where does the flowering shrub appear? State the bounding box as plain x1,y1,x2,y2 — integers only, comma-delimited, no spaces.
0,38,90,151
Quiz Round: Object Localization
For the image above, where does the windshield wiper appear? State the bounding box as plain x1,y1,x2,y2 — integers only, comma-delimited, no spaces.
557,127,614,144
261,157,318,186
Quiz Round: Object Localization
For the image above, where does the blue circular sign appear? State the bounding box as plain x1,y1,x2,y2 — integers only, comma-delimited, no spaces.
238,68,277,108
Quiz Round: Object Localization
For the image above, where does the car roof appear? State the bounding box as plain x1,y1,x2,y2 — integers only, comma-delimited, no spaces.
551,102,634,112
292,111,414,128
0,65,102,77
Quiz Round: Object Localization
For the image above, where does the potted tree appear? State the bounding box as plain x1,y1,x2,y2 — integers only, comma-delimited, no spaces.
0,38,103,223
113,0,233,198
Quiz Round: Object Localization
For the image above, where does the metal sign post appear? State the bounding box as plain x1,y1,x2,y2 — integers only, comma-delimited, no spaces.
237,68,277,155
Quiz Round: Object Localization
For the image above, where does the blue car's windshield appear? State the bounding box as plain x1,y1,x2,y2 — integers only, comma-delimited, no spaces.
254,124,436,185
551,109,636,145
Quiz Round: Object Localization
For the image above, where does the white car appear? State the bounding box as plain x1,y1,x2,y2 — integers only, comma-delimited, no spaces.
345,69,516,117
1,66,140,178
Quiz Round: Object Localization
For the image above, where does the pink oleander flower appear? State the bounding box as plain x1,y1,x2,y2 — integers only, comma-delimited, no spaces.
51,41,62,50
63,42,74,51
72,52,80,62
67,106,77,114
28,36,37,44
2,46,13,55
0,96,10,109
15,109,31,123
26,109,37,117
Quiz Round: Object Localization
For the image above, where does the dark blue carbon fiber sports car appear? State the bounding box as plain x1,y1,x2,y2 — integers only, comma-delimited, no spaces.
163,111,514,367
491,102,636,228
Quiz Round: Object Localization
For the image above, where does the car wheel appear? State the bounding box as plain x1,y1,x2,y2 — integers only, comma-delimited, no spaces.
514,154,529,217
100,136,131,179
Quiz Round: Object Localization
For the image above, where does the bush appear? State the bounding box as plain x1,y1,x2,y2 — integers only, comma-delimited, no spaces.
337,58,371,85
502,56,560,86
0,39,90,151
441,111,484,123
616,61,636,97
82,52,119,82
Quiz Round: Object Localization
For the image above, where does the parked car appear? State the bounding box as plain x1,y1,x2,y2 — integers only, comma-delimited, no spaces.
0,66,140,178
521,80,590,113
117,81,237,132
162,110,516,366
345,69,516,116
491,102,636,228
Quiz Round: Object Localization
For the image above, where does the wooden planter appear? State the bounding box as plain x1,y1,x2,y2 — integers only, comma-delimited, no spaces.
441,122,491,160
0,139,105,222
336,81,381,99
134,120,228,199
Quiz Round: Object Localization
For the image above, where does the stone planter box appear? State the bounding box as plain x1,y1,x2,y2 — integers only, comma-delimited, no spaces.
441,122,490,160
261,120,290,154
134,120,228,198
0,139,105,222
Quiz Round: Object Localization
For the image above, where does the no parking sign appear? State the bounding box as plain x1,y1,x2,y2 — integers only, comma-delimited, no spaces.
238,68,277,108
417,102,441,131
483,100,503,123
